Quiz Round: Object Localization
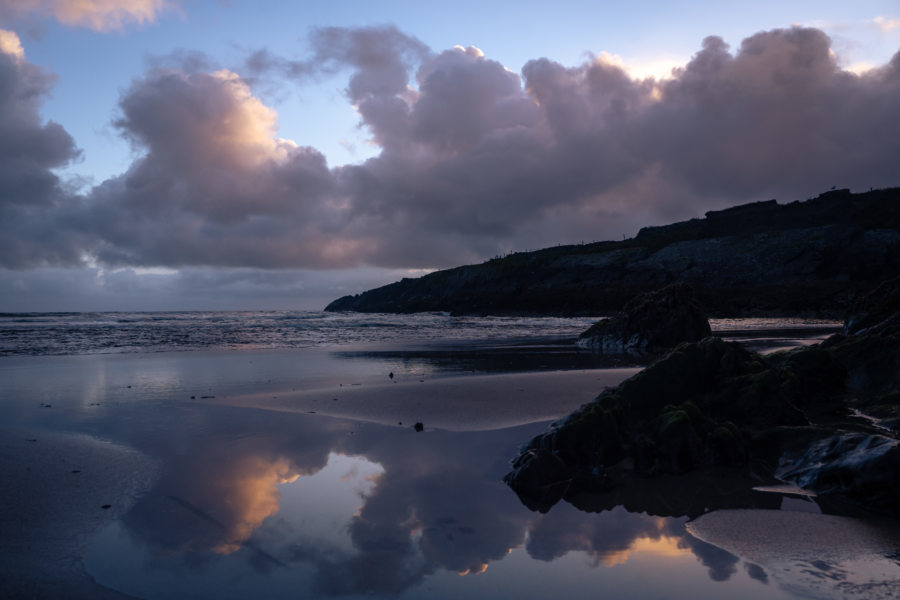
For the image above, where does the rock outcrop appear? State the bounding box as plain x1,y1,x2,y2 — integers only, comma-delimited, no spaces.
576,283,711,354
504,280,900,517
842,275,900,336
326,187,900,317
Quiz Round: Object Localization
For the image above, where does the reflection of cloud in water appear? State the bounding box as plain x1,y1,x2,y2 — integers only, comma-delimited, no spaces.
211,455,301,554
113,413,767,596
600,533,688,567
526,503,740,581
292,430,538,595
121,417,351,558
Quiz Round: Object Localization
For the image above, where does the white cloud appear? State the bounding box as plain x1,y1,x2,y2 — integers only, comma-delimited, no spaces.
873,16,900,32
0,29,24,59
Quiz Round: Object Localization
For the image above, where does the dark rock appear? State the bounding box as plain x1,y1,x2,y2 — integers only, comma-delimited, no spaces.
777,433,900,516
576,283,711,355
566,469,783,519
504,450,574,513
413,422,424,432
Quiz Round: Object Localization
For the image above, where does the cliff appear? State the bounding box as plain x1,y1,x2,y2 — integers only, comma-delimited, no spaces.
325,188,900,317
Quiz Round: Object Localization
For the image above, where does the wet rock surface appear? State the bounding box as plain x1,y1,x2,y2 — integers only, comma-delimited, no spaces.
505,280,900,517
576,283,711,355
843,276,900,336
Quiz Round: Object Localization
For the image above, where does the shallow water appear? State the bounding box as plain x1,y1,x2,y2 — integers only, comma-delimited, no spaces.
3,315,893,600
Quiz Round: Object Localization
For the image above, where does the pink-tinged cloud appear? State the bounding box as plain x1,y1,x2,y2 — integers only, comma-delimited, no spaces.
1,25,898,271
86,67,344,267
0,0,171,31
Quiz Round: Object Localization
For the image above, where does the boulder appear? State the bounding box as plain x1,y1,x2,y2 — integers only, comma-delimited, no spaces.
777,433,900,515
576,283,711,355
843,276,900,335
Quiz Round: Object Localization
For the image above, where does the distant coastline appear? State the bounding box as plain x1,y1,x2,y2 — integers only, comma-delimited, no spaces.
326,187,900,317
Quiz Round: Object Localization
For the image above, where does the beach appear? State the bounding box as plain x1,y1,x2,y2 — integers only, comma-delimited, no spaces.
4,317,897,600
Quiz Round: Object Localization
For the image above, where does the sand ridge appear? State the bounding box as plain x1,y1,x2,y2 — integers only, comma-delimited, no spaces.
207,368,641,431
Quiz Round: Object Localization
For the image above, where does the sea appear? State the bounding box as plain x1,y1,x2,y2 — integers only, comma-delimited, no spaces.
6,312,898,600
0,310,842,357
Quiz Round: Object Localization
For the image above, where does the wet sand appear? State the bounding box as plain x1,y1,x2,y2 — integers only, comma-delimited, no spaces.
686,509,900,599
0,429,156,599
213,368,641,431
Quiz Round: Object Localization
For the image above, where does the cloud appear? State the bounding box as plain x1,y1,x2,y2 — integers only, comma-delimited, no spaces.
873,16,900,32
0,30,83,267
3,25,900,278
0,0,172,31
84,67,343,268
0,29,24,58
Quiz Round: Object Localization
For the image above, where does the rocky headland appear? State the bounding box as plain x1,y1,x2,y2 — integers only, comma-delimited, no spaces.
503,277,900,518
326,187,900,317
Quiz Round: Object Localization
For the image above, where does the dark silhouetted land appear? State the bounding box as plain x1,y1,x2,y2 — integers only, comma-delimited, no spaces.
326,188,900,316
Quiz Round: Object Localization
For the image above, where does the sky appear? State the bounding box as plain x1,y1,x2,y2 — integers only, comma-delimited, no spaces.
1,1,898,311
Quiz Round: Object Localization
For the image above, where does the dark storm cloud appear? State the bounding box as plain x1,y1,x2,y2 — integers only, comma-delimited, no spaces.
0,47,78,205
0,32,84,267
322,25,899,267
3,25,899,272
644,28,900,198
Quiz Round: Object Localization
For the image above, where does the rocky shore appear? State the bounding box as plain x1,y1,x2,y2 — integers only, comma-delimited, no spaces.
504,277,900,518
326,187,900,317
